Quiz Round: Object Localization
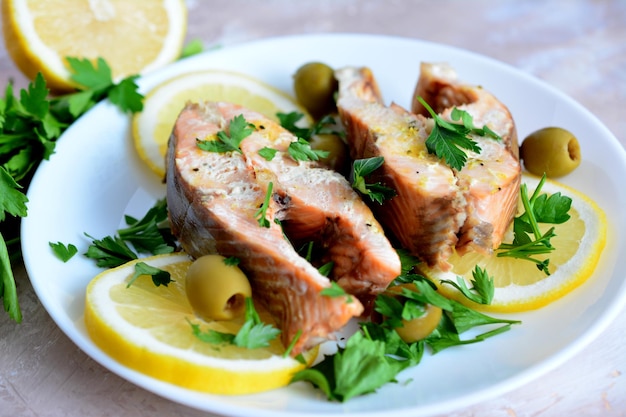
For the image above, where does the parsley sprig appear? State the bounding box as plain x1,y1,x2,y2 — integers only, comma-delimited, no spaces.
440,265,495,305
294,275,520,401
126,262,173,288
277,112,336,141
417,96,501,171
0,57,144,322
258,113,333,163
351,157,396,204
288,137,329,162
189,297,281,349
497,175,572,275
196,114,256,153
84,199,176,268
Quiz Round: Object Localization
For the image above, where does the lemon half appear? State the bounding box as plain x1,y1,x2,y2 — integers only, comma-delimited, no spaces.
84,252,317,395
132,70,309,178
421,174,607,313
2,0,187,92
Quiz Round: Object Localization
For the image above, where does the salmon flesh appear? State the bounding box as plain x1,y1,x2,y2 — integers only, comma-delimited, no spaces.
335,63,521,271
166,101,401,354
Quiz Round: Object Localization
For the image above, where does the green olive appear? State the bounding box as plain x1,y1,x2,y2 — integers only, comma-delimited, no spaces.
293,62,338,119
185,254,252,322
520,127,582,178
309,133,349,174
385,284,443,343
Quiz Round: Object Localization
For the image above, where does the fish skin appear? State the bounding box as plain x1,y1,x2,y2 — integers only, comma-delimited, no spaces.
167,101,400,354
336,63,521,269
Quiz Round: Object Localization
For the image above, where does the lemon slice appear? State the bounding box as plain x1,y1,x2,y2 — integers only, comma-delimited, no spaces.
132,70,309,178
2,0,187,92
421,174,607,313
84,252,317,395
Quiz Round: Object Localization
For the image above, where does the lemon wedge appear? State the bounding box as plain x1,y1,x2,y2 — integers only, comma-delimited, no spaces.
84,252,317,395
2,0,187,92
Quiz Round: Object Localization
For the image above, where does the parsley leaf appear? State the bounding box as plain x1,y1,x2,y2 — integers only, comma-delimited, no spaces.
497,175,571,275
440,265,494,305
317,261,334,277
292,332,410,402
234,298,282,349
118,198,175,255
196,114,255,153
65,57,144,114
83,199,177,268
258,147,277,161
320,281,353,303
49,241,78,262
188,318,235,344
127,262,173,288
351,157,396,204
417,96,502,171
277,111,313,139
0,167,28,220
190,298,281,349
288,137,329,162
84,233,138,268
223,256,240,266
107,76,143,113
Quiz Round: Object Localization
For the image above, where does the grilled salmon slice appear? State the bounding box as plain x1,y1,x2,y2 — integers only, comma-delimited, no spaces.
336,63,521,269
167,101,400,354
412,62,521,254
335,67,466,270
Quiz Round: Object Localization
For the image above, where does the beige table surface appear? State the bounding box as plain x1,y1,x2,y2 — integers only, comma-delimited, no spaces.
1,1,625,416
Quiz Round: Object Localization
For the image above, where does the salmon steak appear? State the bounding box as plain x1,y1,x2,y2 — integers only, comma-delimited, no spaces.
335,63,521,271
166,101,400,354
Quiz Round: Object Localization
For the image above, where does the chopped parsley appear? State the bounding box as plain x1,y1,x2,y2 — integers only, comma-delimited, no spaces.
320,281,353,303
293,265,520,401
196,114,256,154
288,137,329,162
84,199,176,268
440,265,495,305
49,241,78,262
190,298,281,349
351,157,396,204
416,96,501,171
127,262,173,288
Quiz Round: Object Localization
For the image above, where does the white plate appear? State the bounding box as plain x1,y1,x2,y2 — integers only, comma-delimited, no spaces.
21,34,626,416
